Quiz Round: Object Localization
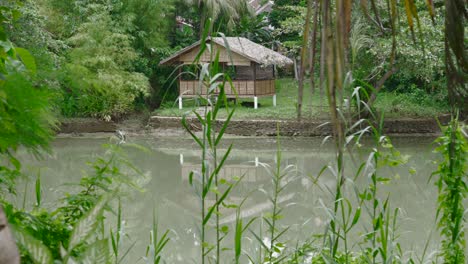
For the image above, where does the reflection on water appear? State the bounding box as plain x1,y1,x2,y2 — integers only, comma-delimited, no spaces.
15,135,441,262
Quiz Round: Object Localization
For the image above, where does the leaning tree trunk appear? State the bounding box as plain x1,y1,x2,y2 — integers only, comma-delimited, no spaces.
0,206,20,264
298,0,314,120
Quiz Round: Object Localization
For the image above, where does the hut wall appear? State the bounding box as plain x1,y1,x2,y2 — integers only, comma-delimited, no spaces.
179,79,274,97
179,43,251,66
255,80,275,95
235,65,274,80
179,80,255,98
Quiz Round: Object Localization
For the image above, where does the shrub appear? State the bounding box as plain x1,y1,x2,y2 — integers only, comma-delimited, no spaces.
63,4,149,119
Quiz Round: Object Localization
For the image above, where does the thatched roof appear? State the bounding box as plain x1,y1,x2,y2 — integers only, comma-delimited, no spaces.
160,37,293,67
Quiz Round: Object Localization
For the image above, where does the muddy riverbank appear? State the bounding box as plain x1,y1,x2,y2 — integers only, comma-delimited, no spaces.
58,115,453,137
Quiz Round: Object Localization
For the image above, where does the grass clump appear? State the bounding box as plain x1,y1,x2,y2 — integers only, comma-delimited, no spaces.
374,91,449,118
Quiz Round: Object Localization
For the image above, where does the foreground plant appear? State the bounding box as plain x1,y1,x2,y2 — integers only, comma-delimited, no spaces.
432,117,467,263
181,25,241,263
3,142,150,263
248,130,297,264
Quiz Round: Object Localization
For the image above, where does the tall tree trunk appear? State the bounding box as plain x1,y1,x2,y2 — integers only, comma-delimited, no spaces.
319,3,326,111
366,0,397,110
298,0,313,120
308,0,320,115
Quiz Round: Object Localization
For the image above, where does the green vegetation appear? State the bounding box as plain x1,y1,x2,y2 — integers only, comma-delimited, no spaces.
155,78,450,119
63,4,150,118
0,0,467,263
3,0,457,120
174,37,465,263
432,117,468,263
157,79,328,120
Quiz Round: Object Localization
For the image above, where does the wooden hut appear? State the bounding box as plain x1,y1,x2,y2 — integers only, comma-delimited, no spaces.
159,37,293,109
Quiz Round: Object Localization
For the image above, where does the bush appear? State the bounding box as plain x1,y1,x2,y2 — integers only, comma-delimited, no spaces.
63,4,149,119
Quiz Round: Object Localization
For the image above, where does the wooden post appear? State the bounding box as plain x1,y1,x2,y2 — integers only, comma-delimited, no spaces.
272,66,277,107
178,66,182,96
253,62,257,96
177,66,183,109
253,62,258,109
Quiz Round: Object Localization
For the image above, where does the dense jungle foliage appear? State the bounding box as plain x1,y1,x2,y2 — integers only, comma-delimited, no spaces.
3,0,454,119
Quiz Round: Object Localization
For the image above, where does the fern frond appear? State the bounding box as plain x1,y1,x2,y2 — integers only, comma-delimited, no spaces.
11,225,53,264
81,239,110,264
68,195,109,251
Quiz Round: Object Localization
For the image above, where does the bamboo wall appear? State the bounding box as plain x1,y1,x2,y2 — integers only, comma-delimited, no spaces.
255,80,275,96
235,65,274,80
179,79,275,98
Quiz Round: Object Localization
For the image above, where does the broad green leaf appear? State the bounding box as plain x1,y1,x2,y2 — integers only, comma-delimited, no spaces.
15,47,36,75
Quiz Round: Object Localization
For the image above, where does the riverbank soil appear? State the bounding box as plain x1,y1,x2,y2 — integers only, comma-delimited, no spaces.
58,114,454,137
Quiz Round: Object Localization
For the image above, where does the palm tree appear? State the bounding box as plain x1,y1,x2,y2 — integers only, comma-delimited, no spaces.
186,0,251,36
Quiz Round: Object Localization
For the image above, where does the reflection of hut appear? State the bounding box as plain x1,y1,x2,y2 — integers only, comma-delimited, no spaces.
159,37,293,109
181,162,269,183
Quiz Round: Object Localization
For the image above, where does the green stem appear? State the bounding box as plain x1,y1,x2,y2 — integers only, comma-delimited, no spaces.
340,199,349,264
201,103,207,264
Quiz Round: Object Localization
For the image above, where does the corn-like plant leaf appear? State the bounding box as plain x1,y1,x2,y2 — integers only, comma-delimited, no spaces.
181,115,203,148
194,19,211,64
249,229,270,251
35,173,41,207
212,82,226,119
350,207,361,230
12,225,53,264
203,185,233,225
215,108,235,146
68,196,108,251
193,110,207,126
272,226,290,242
203,144,233,198
234,217,242,264
189,171,194,186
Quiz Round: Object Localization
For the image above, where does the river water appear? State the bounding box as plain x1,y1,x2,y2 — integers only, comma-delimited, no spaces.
15,135,443,263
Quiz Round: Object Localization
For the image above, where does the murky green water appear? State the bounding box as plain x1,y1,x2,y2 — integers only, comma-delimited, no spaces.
15,135,442,262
